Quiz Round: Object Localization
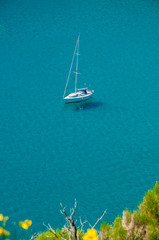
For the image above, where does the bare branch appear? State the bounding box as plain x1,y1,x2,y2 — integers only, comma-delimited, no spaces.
77,217,87,230
74,219,77,225
60,203,69,222
60,203,65,211
70,199,77,218
30,233,40,240
43,223,58,237
60,201,106,240
88,222,93,229
60,200,78,240
77,217,87,237
92,211,106,228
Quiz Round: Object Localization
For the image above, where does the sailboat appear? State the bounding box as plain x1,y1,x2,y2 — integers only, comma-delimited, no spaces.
63,35,94,103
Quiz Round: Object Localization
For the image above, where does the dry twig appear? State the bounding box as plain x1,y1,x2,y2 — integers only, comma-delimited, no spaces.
92,211,106,228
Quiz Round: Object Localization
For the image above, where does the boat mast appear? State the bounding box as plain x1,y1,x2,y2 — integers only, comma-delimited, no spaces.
75,35,80,93
63,36,79,98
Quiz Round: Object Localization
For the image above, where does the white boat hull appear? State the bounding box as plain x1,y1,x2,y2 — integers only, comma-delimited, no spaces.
64,91,94,103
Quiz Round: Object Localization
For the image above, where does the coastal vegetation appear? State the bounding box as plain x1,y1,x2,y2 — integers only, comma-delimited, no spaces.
100,182,159,240
1,182,159,240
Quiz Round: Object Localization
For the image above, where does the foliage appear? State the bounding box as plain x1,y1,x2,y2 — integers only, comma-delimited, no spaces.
132,182,159,229
139,183,159,222
123,210,132,225
111,217,127,240
2,182,159,240
36,228,84,240
148,225,159,240
35,230,55,240
100,182,159,240
100,217,127,240
100,222,111,233
133,210,150,226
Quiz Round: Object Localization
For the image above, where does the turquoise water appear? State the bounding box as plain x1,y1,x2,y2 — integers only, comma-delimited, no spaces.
1,0,159,235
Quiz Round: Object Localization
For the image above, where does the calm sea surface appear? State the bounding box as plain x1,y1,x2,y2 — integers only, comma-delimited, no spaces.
1,0,159,236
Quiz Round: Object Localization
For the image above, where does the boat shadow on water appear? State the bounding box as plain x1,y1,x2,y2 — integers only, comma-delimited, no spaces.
64,99,103,111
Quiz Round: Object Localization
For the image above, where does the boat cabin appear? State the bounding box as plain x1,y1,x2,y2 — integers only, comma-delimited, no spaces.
77,88,88,94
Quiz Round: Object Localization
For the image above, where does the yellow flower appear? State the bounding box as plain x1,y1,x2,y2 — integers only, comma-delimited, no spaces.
19,220,32,230
19,222,28,229
83,229,98,240
3,229,10,236
0,227,4,236
3,216,9,223
0,214,3,221
25,220,32,227
3,216,9,227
